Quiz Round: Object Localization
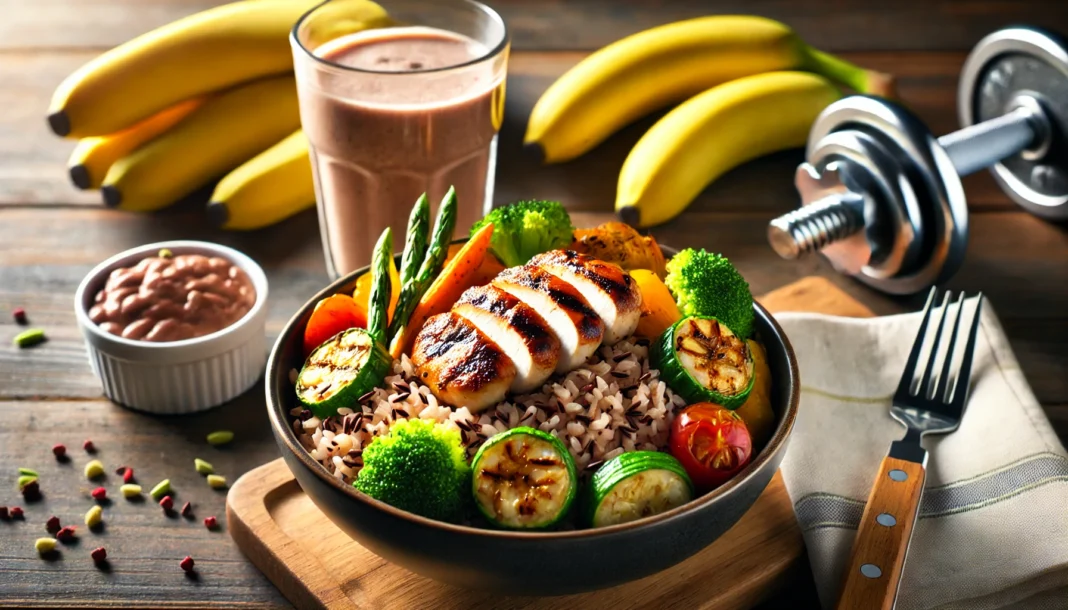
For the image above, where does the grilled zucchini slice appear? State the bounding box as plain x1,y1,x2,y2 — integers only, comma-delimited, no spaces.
651,315,754,408
471,427,577,529
587,451,693,527
296,327,391,418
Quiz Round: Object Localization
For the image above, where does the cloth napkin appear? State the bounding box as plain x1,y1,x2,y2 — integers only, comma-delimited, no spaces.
775,304,1068,610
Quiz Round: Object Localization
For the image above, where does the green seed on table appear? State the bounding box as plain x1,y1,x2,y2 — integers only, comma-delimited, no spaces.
17,475,37,489
194,458,214,475
35,538,57,554
18,467,38,476
84,459,105,480
120,484,142,498
206,474,227,489
85,505,103,527
206,430,234,446
149,479,171,500
14,328,46,348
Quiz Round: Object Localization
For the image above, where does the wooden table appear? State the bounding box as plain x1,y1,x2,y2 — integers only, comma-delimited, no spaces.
1,1,1065,607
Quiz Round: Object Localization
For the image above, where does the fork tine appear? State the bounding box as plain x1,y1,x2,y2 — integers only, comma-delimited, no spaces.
918,291,953,399
934,292,967,402
949,293,984,410
895,288,939,399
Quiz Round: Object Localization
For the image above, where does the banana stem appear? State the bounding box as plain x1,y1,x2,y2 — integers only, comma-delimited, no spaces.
803,47,897,98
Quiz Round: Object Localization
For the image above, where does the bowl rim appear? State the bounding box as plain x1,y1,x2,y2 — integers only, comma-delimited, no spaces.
266,246,800,540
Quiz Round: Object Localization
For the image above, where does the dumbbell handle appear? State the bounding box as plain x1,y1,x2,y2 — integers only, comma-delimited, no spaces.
937,105,1041,177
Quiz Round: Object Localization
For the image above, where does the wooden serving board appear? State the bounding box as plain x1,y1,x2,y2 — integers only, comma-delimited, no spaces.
227,277,873,610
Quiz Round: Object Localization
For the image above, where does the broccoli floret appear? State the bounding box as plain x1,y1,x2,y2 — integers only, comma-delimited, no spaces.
354,419,470,522
471,200,574,267
664,249,754,338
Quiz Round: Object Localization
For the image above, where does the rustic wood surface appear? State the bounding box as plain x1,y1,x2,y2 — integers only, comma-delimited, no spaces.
222,277,868,610
0,0,1066,608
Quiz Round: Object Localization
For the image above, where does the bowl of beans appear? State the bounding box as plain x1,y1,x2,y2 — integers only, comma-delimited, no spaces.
74,240,268,414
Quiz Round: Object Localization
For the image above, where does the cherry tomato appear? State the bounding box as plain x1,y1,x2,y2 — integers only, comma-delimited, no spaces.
669,402,752,492
303,294,367,357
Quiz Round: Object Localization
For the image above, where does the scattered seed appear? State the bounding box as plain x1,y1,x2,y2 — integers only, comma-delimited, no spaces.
206,475,227,489
206,430,234,446
56,526,76,542
21,480,41,501
91,487,107,500
357,390,376,403
638,372,652,383
115,466,127,475
17,475,37,489
180,502,193,517
12,307,27,324
585,460,605,472
149,479,171,500
194,458,214,475
84,459,105,480
35,538,57,555
90,547,107,563
393,408,409,418
610,371,630,378
298,409,313,421
9,506,23,519
203,516,217,530
0,506,7,520
18,467,38,477
179,556,195,572
46,516,60,533
158,248,173,259
120,484,142,498
52,444,67,459
14,328,46,348
123,468,135,484
84,505,102,528
159,496,174,511
83,440,96,453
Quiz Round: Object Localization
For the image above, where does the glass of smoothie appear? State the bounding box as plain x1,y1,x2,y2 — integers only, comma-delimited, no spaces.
291,0,509,277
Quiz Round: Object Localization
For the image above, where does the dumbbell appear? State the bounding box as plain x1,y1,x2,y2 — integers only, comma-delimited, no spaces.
767,26,1068,295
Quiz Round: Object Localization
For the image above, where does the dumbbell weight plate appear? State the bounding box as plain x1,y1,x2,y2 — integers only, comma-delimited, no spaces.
959,26,1068,220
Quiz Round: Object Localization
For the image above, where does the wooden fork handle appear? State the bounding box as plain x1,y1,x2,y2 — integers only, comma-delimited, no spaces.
835,444,927,610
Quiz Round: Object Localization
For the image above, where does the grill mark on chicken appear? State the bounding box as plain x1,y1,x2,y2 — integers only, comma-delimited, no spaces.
533,250,640,308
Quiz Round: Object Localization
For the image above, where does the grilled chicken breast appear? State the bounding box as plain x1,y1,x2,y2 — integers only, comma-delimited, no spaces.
529,250,642,344
411,312,517,412
453,285,561,393
492,265,604,373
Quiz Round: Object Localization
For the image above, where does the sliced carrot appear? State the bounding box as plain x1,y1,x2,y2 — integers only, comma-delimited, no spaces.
352,255,400,323
391,222,495,358
303,294,367,357
444,242,505,288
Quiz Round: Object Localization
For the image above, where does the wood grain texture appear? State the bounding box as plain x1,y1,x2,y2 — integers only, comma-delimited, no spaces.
3,0,1067,52
222,277,869,610
835,457,927,610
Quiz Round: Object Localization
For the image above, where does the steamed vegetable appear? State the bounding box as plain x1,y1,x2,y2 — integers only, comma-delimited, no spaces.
652,316,755,408
670,403,752,492
352,255,400,323
664,248,753,339
587,451,693,527
734,339,774,447
295,328,392,418
302,294,367,357
391,222,495,359
444,242,506,287
388,188,459,343
398,194,430,287
570,221,667,277
355,419,470,522
631,269,682,339
366,228,393,344
471,427,577,529
471,199,574,268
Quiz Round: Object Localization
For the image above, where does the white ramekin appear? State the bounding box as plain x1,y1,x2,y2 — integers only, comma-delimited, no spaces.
74,240,269,415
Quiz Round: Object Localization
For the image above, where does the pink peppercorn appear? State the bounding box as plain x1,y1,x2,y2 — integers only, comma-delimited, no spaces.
180,502,193,518
123,468,135,484
203,516,217,530
9,506,23,519
159,496,174,511
91,487,107,500
0,506,8,520
83,440,96,453
46,516,60,533
52,444,67,459
12,307,27,324
179,556,195,572
91,547,107,563
56,526,76,542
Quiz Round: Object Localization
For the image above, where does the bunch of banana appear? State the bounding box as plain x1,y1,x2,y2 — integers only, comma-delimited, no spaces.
524,15,896,228
50,0,390,229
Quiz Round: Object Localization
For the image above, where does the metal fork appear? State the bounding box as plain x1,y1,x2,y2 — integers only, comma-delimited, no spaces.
836,288,984,610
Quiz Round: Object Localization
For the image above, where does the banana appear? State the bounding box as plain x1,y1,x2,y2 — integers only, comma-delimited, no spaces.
207,129,314,230
525,15,893,163
48,0,389,138
67,98,205,190
102,75,301,212
615,71,843,228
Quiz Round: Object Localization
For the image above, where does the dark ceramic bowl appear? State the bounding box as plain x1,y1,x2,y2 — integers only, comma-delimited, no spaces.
266,248,799,595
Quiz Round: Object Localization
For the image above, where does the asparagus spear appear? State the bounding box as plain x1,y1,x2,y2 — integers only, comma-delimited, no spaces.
366,227,393,345
398,193,430,287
